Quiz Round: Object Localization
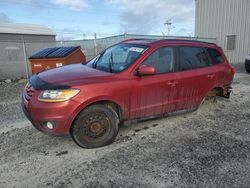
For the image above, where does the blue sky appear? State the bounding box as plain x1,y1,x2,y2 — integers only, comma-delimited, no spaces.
0,0,195,40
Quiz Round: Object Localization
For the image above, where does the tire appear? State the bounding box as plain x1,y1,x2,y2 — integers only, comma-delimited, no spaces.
71,104,119,148
246,69,250,73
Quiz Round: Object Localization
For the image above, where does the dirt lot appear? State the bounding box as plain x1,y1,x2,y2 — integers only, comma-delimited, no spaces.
0,70,250,188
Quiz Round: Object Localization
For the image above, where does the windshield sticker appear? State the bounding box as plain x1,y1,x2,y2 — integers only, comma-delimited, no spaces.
129,47,144,53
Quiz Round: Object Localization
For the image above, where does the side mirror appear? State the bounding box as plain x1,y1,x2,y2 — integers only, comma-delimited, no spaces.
137,65,156,76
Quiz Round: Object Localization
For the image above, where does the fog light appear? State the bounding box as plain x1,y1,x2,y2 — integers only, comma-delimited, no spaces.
47,122,54,129
41,121,56,130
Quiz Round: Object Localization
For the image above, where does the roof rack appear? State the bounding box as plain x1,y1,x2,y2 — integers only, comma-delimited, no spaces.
157,39,216,45
121,38,216,46
120,38,156,43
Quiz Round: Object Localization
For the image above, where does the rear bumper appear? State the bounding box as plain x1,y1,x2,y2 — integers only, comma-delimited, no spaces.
223,85,232,98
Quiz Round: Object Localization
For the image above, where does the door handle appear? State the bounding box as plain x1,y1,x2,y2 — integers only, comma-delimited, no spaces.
168,80,178,87
207,74,215,79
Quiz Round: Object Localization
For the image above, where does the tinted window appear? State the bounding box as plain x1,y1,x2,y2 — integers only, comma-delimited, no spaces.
207,48,224,65
143,47,174,74
179,47,212,71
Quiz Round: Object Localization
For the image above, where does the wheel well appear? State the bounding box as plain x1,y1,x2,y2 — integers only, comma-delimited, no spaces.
207,87,223,97
83,100,123,122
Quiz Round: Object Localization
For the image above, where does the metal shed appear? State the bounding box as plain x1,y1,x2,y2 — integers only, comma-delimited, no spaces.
0,23,56,42
195,0,250,63
29,46,86,74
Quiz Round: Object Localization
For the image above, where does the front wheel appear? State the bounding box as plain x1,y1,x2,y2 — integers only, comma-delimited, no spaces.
71,104,119,148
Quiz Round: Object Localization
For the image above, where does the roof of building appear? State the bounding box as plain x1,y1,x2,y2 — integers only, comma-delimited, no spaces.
0,23,55,36
29,46,81,59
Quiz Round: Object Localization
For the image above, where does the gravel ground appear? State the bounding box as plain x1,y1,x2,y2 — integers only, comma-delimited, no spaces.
0,70,250,188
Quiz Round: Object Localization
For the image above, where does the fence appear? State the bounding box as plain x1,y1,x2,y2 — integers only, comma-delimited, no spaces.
0,34,217,80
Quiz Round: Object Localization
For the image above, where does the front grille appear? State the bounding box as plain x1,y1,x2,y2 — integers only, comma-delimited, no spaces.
24,83,35,102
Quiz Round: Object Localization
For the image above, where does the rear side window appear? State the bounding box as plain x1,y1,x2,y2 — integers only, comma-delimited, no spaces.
206,48,224,65
179,47,212,71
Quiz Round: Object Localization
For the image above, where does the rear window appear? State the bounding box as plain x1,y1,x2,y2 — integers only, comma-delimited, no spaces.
206,48,224,65
179,47,212,71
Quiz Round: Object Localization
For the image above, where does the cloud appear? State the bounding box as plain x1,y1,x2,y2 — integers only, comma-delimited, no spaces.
107,0,195,35
54,27,87,40
0,13,12,23
3,0,45,9
52,0,89,11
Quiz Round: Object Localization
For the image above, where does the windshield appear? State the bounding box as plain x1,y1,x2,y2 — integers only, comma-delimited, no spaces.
87,43,148,73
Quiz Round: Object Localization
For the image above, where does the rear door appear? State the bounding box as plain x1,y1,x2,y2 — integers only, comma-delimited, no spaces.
206,47,233,87
173,46,216,111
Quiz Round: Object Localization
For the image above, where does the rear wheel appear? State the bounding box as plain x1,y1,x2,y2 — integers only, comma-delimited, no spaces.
246,69,250,73
71,104,119,148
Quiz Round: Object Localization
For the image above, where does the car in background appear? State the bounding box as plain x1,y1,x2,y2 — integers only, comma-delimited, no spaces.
22,39,235,148
245,54,250,73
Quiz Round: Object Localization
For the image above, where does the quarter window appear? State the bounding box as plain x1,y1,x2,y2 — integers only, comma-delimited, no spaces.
179,47,212,71
206,48,224,65
142,47,174,74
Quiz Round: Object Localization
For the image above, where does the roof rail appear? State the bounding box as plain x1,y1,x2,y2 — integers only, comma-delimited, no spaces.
120,38,216,46
156,39,216,45
120,38,155,43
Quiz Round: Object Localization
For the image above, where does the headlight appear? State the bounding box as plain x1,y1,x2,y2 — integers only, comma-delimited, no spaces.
38,89,80,102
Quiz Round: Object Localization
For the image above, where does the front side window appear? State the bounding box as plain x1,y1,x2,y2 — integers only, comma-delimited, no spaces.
179,47,212,71
88,44,147,73
142,47,174,74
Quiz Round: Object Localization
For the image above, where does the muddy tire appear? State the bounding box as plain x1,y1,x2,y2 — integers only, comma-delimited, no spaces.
71,104,119,148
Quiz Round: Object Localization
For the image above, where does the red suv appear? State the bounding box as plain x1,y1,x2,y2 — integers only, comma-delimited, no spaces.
22,39,235,148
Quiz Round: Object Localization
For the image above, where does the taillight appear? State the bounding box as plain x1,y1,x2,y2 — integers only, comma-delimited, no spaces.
230,66,236,74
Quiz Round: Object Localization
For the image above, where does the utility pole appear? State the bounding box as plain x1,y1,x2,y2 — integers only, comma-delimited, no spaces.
21,36,29,80
94,33,97,55
164,19,175,36
82,33,86,40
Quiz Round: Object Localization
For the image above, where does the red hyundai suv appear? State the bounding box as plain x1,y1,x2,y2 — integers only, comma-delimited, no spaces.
22,39,235,148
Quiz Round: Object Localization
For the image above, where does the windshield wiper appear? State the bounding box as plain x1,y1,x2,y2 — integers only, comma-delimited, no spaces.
109,52,114,73
93,50,105,69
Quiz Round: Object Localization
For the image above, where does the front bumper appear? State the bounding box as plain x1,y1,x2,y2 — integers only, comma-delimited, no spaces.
21,96,81,135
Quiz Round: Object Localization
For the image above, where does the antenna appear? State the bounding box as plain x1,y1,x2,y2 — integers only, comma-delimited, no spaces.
164,19,175,36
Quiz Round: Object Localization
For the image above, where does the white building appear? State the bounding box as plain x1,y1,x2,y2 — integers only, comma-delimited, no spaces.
195,0,250,63
0,23,55,42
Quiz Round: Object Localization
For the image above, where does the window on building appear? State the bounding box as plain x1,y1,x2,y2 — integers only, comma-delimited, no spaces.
179,47,212,71
226,35,236,51
142,47,174,74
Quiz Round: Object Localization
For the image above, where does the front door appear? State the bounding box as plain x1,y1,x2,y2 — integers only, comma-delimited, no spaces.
129,46,179,119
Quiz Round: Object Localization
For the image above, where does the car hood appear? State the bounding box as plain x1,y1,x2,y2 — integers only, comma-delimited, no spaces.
37,64,112,84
